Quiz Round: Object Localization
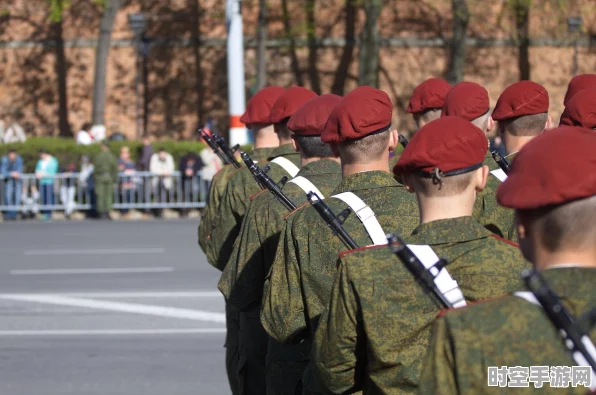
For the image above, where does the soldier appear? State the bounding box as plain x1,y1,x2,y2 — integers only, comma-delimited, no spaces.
418,126,596,395
491,81,551,160
198,86,284,395
218,94,343,395
406,78,452,130
262,86,420,394
560,87,596,130
563,73,596,106
93,143,118,220
441,81,515,240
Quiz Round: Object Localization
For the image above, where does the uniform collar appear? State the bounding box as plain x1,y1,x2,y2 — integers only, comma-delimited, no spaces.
267,143,297,160
295,159,341,178
251,147,276,162
409,216,493,245
331,170,399,195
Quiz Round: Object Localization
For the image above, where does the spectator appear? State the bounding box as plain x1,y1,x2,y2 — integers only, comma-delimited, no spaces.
118,146,136,216
93,143,118,220
199,145,223,190
21,183,39,220
3,115,26,144
136,136,154,171
179,151,204,216
1,148,24,220
59,159,77,219
35,149,58,221
90,124,106,142
79,155,96,218
150,148,175,217
76,123,94,145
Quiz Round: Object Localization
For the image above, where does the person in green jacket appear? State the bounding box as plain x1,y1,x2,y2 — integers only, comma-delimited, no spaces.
94,143,118,219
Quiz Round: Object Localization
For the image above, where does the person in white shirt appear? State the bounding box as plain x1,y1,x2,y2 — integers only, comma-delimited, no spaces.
199,145,223,188
3,115,27,144
90,125,106,142
76,123,93,145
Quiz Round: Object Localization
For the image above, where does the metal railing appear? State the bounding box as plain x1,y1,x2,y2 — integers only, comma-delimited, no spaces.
0,171,208,214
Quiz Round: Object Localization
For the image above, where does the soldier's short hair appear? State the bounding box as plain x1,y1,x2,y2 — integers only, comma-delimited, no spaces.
338,128,391,164
293,135,334,158
471,111,491,130
419,108,442,124
497,113,548,137
274,119,292,141
406,171,475,197
521,195,596,253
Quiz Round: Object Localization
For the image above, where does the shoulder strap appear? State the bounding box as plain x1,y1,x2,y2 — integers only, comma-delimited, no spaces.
331,192,386,246
490,169,508,182
270,157,300,177
513,291,540,305
288,176,324,198
407,244,467,308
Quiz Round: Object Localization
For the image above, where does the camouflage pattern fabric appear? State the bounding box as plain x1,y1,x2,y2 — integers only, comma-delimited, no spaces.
262,171,420,394
419,267,596,395
314,216,528,395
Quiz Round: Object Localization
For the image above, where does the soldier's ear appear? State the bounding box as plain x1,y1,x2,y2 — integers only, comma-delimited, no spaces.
291,136,300,153
486,116,495,133
475,165,489,192
388,129,399,152
544,115,553,131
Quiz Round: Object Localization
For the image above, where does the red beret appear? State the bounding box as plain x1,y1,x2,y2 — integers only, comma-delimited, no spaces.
393,116,488,177
321,86,393,144
240,86,285,126
492,81,549,121
563,74,596,106
441,82,490,121
497,126,596,209
287,94,342,137
406,78,452,114
559,87,596,129
269,87,318,124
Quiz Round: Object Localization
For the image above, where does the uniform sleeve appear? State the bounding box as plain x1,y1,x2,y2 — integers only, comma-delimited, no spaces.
314,258,363,394
417,316,458,395
261,214,307,343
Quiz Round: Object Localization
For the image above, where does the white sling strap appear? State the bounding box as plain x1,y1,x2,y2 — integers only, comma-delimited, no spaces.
331,192,386,246
408,244,467,308
490,169,508,182
270,157,300,177
288,176,324,198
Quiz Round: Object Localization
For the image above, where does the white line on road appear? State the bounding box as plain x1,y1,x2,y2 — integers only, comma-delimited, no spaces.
23,248,166,256
9,291,223,298
0,294,226,324
10,267,174,275
0,328,226,336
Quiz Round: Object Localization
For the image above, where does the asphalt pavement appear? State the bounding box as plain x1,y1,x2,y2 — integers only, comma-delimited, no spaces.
0,219,229,395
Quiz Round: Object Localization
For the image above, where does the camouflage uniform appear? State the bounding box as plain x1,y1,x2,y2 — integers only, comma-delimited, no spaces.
219,159,342,395
314,216,528,394
419,267,596,395
262,171,420,394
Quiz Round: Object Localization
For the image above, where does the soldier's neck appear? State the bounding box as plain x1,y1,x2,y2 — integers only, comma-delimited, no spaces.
342,160,389,178
417,194,475,225
504,134,536,156
253,125,278,149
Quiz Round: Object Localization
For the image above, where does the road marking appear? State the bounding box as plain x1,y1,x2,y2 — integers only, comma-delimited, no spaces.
0,328,226,336
23,248,166,256
0,294,226,324
9,291,223,298
10,267,174,275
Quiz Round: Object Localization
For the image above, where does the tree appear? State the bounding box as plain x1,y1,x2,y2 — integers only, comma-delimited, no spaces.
190,0,204,127
332,0,357,95
447,0,469,84
281,0,303,86
256,0,267,90
92,0,121,126
306,0,321,94
359,0,382,88
49,0,71,137
512,0,531,80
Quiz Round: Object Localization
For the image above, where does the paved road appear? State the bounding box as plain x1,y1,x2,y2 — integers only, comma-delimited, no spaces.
0,219,229,395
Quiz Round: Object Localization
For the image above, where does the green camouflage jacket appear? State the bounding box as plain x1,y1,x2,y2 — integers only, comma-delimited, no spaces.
419,267,596,395
314,216,528,395
210,144,301,271
262,171,420,394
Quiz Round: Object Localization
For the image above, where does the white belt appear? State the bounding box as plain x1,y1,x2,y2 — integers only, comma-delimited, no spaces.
270,157,300,177
288,176,324,198
408,244,467,308
490,169,507,182
331,192,386,246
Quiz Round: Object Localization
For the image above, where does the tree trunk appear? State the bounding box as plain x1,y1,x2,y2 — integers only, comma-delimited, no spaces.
92,0,121,126
332,0,357,95
514,0,530,80
53,19,70,137
306,0,321,94
256,0,267,90
281,0,303,86
191,0,204,127
447,0,469,84
359,0,381,88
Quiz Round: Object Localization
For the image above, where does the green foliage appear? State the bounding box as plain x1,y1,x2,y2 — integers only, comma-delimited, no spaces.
48,0,71,22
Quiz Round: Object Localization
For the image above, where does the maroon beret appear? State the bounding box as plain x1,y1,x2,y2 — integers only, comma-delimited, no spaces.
321,86,393,144
559,87,596,129
492,81,549,121
393,116,487,177
563,74,596,106
497,126,596,209
287,94,342,137
407,78,452,114
441,82,490,121
240,86,285,126
269,87,319,124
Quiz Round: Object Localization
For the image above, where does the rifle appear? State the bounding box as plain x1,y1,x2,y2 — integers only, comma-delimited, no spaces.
491,150,510,175
387,234,454,309
240,151,297,212
199,129,230,165
306,192,358,250
213,132,242,168
398,134,409,149
522,269,596,379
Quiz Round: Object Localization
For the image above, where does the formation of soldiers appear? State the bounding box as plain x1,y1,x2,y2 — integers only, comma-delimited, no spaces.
198,74,596,395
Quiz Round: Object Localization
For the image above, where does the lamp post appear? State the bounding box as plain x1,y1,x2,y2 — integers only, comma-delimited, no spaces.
226,0,248,146
567,16,582,77
128,13,147,140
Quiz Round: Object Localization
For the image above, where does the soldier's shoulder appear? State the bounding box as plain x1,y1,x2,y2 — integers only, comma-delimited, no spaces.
338,245,394,270
438,294,525,325
250,189,268,202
